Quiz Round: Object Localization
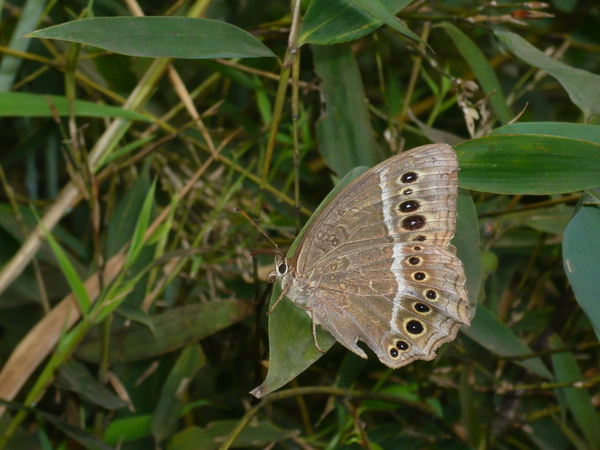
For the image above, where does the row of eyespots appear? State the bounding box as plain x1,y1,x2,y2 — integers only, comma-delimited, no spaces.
389,248,442,359
405,255,439,301
398,171,428,234
389,170,438,360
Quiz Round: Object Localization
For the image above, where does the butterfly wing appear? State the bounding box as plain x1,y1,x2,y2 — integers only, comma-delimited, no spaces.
284,143,469,368
308,242,468,368
290,143,460,276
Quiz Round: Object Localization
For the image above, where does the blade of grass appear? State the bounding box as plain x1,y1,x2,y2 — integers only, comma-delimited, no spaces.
34,209,91,315
124,179,157,270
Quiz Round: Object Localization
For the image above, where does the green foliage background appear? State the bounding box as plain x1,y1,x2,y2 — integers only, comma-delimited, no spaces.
0,0,599,448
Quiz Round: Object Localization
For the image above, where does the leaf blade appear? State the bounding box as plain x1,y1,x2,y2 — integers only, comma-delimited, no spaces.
563,202,600,340
27,17,275,59
299,0,420,45
456,134,600,194
496,30,600,120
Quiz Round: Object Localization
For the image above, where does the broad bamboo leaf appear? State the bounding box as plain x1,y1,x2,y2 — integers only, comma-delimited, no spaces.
168,421,298,450
463,305,553,379
27,17,275,59
152,345,206,442
496,30,600,120
0,92,148,120
563,201,600,340
490,122,600,144
313,44,380,177
300,0,420,45
456,135,600,194
76,301,253,364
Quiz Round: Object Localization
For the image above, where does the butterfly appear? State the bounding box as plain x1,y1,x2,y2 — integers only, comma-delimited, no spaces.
268,143,470,369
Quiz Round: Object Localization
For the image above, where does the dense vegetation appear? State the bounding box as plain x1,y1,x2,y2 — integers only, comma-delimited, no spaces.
0,0,599,448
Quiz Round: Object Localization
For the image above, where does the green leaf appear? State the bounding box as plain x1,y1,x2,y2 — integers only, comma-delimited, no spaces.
362,384,443,416
438,23,513,125
0,92,149,120
456,135,600,195
563,202,600,340
527,417,570,449
55,362,127,410
76,301,253,364
490,122,600,144
168,421,299,450
39,411,114,450
124,179,156,270
105,173,152,258
0,0,47,91
463,305,553,379
299,0,420,45
550,334,600,448
104,415,153,445
37,213,91,315
313,44,380,177
498,206,574,235
152,344,206,442
0,399,114,450
496,30,600,121
27,17,275,59
460,366,482,447
456,189,481,316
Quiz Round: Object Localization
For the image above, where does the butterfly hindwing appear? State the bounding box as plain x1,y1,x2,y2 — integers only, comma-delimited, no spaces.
309,242,468,368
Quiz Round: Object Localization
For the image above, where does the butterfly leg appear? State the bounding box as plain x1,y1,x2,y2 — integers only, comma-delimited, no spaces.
267,284,290,315
311,311,325,353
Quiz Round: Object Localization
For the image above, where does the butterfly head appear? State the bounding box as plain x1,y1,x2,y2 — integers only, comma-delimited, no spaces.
267,257,288,284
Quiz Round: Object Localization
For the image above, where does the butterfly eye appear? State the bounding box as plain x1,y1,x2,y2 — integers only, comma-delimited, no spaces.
278,262,287,274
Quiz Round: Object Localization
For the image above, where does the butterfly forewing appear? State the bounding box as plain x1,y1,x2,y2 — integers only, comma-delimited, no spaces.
293,144,459,276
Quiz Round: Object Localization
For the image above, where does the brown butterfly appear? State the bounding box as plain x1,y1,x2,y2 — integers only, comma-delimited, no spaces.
269,143,470,368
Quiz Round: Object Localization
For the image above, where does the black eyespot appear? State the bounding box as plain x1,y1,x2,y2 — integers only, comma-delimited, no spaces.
396,340,409,350
278,263,287,274
399,200,420,213
401,172,418,184
390,348,399,358
414,303,430,313
403,189,413,195
426,290,437,300
408,256,420,265
406,320,424,335
413,246,423,251
402,215,426,231
413,236,426,242
414,272,426,281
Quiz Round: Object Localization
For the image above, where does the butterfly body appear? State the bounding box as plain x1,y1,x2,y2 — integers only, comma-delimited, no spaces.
274,143,470,369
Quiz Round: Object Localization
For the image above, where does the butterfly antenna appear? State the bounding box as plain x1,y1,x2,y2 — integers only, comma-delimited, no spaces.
234,208,284,258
